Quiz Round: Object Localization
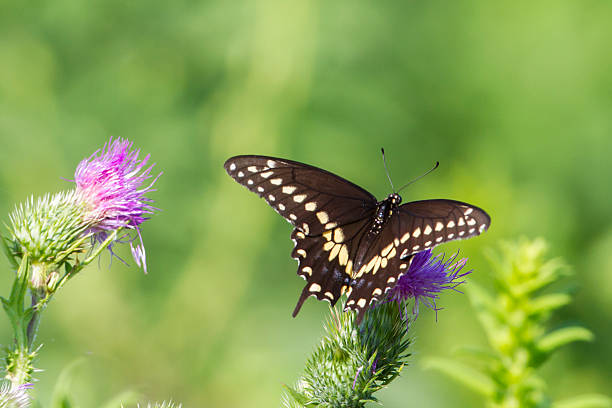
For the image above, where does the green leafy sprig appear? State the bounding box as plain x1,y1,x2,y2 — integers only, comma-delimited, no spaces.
425,238,611,408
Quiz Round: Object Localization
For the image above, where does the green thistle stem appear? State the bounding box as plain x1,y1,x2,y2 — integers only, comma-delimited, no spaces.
2,256,36,387
1,228,122,388
26,292,44,349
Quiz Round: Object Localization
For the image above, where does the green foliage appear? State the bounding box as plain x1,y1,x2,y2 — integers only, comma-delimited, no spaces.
283,303,411,408
1,0,612,405
425,238,611,408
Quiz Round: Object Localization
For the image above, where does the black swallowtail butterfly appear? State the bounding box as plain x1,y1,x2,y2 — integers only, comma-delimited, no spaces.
224,155,490,323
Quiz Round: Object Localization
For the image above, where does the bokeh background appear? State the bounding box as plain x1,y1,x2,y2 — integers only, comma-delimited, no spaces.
1,0,611,406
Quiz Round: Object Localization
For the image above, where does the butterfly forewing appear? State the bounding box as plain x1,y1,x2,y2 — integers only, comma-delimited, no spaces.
224,155,377,236
397,200,491,253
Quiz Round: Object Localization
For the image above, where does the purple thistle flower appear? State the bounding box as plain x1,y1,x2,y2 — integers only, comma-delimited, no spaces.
389,249,471,317
74,137,161,273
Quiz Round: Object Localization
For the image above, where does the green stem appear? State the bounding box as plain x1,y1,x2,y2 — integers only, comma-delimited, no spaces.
26,292,44,349
2,256,37,387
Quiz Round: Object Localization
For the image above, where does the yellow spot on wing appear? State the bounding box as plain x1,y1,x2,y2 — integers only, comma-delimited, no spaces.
365,256,379,273
381,242,394,257
283,186,297,194
329,243,341,261
338,245,349,266
309,283,321,292
316,211,329,224
333,228,345,242
373,256,382,274
345,259,353,275
293,194,307,203
305,202,317,211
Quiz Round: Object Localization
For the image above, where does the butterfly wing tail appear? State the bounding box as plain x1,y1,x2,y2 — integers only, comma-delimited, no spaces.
292,286,312,317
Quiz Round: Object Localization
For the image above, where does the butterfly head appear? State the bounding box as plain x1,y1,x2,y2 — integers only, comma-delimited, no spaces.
389,193,402,205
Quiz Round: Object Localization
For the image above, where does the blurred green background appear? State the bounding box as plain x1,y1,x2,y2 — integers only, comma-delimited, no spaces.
1,0,611,406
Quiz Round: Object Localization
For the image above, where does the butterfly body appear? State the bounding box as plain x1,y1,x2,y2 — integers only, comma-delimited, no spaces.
224,155,490,322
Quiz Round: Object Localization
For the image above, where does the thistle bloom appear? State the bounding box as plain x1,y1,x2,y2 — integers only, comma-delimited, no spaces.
7,137,160,290
74,137,161,273
389,249,471,315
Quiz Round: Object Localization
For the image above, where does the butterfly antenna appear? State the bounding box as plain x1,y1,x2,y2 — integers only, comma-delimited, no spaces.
397,161,440,193
381,148,396,193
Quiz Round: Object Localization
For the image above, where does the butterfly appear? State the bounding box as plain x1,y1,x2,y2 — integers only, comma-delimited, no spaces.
224,155,490,323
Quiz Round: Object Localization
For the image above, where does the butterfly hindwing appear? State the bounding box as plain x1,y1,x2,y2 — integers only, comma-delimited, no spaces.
291,217,374,316
344,211,416,320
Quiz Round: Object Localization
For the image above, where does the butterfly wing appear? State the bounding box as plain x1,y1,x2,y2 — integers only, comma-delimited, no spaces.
344,199,491,322
291,215,375,315
224,155,377,236
397,199,491,251
224,155,379,315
